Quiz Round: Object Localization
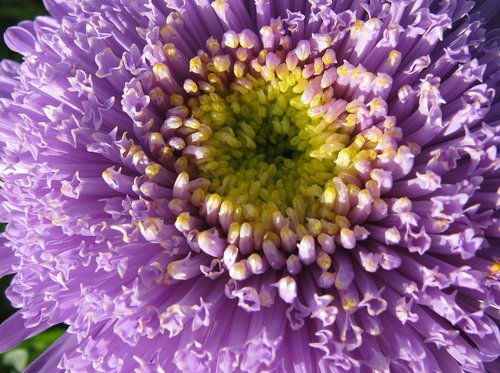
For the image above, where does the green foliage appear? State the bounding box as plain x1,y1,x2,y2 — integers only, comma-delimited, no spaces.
0,328,66,372
0,0,48,60
0,275,13,322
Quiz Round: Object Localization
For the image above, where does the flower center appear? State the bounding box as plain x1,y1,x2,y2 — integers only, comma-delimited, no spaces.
156,27,415,281
187,63,362,223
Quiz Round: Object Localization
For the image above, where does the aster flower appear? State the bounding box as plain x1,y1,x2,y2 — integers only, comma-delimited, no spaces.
1,0,500,371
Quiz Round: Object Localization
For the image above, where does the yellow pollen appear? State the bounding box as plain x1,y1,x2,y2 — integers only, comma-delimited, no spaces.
189,56,204,74
491,261,500,274
343,298,358,313
145,163,161,178
213,55,231,72
389,50,401,65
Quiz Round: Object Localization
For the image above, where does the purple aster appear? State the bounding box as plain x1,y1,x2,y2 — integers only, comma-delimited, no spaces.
1,0,500,371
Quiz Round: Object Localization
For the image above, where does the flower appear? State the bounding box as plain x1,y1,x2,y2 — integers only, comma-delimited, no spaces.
1,0,499,371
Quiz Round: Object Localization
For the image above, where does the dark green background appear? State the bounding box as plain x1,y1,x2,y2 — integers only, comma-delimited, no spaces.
1,1,65,371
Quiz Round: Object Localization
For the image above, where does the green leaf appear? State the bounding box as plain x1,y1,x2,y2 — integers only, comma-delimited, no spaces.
0,327,66,372
2,349,28,372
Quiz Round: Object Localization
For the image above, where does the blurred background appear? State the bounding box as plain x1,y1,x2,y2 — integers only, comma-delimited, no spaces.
1,1,66,371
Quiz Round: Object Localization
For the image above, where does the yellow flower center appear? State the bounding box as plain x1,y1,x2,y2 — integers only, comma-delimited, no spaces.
157,30,412,264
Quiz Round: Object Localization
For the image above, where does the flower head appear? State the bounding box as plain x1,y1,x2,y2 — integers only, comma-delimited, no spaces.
1,0,499,371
